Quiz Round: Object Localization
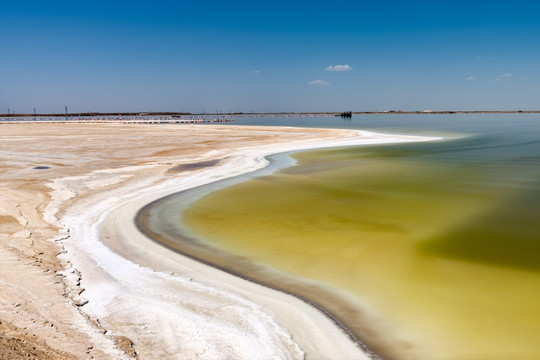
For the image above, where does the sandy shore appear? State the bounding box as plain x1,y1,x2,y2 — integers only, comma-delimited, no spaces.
0,122,437,359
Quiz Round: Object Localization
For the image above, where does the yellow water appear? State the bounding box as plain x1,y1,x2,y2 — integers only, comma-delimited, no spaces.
183,144,540,359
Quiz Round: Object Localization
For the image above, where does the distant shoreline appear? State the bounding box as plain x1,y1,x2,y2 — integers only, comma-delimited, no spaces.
1,110,539,118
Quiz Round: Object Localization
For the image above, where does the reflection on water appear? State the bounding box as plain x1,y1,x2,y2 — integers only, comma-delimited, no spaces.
182,114,540,359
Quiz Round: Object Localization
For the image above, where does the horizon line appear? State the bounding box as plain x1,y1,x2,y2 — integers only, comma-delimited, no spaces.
2,110,540,117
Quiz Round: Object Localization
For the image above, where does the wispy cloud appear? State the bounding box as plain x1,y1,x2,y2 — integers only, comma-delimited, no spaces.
466,76,475,81
308,79,329,86
325,64,353,72
494,73,511,81
251,69,261,74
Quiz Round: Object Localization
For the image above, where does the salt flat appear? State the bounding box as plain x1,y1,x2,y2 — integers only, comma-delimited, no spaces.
0,122,433,359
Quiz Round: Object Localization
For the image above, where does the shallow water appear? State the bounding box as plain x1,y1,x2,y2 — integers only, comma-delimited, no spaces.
181,114,540,359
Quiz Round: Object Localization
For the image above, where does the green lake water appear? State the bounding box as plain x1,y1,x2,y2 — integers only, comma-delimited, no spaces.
177,114,540,359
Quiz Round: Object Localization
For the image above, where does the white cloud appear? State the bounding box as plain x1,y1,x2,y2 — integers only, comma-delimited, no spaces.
494,73,512,81
325,64,353,72
308,79,330,86
466,76,475,81
251,69,261,74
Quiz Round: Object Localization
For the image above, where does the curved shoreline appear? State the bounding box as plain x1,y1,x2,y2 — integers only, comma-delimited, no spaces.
47,125,441,359
129,130,442,359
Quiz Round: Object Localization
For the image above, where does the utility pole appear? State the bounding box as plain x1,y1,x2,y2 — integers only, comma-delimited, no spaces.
34,107,36,121
65,106,68,120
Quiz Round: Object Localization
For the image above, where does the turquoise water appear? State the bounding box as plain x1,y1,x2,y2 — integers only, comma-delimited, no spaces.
179,113,540,359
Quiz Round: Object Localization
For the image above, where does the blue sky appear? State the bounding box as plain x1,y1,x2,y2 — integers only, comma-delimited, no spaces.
2,0,539,113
